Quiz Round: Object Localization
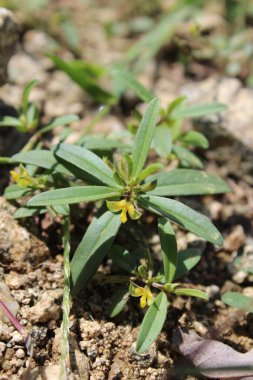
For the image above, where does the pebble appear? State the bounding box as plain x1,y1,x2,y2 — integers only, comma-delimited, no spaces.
29,289,62,323
15,349,25,359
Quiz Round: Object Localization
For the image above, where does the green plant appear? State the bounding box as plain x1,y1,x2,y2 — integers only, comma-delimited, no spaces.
0,80,79,163
7,97,229,357
222,292,253,313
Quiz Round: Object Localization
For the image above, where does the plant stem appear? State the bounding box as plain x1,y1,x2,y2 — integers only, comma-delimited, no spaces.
60,216,71,380
0,157,11,163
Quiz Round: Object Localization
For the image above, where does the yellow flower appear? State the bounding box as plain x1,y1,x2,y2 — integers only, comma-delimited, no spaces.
10,166,35,188
132,286,153,308
10,164,47,189
106,199,142,223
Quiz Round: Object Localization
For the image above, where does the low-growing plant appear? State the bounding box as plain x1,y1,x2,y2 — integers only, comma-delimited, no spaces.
6,97,230,369
0,80,79,162
222,292,253,313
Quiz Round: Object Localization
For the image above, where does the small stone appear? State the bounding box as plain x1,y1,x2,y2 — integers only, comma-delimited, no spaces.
15,349,25,359
29,289,62,323
5,272,28,290
206,284,220,298
233,270,248,284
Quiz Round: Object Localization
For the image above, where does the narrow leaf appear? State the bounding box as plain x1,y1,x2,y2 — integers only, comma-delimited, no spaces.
10,150,72,175
147,169,230,196
54,143,121,188
71,211,121,295
14,207,46,219
110,67,153,102
106,285,129,317
158,218,178,283
222,292,253,313
170,102,227,119
173,145,204,169
132,98,160,178
40,114,79,134
108,245,136,273
138,195,223,246
174,249,201,280
0,116,22,128
136,292,168,353
179,131,209,149
28,186,120,206
152,125,172,157
174,288,209,300
22,80,38,113
4,185,31,200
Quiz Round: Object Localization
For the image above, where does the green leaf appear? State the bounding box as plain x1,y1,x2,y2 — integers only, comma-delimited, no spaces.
152,124,172,157
110,67,153,102
22,80,38,114
51,204,70,216
147,169,230,196
54,143,121,188
106,285,129,317
108,245,136,273
13,206,46,219
0,116,22,128
158,218,177,283
47,54,116,105
71,211,121,295
28,186,120,206
40,114,79,134
137,163,163,182
173,145,204,169
174,288,209,300
4,185,31,200
10,150,72,175
222,292,253,312
132,98,160,178
138,195,223,246
136,292,168,354
80,136,129,151
179,131,209,149
170,102,227,119
174,249,201,280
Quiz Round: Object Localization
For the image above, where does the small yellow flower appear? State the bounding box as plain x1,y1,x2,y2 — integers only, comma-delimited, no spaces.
106,199,142,224
10,166,35,188
10,164,47,189
132,286,153,308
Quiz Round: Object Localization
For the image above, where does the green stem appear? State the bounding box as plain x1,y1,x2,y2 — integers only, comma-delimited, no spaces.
0,157,11,163
21,131,42,152
60,217,71,380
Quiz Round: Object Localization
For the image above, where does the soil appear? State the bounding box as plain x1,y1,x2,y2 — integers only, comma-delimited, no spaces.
0,1,253,379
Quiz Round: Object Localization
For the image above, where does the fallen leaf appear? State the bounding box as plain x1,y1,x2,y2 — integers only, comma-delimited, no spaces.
172,328,253,379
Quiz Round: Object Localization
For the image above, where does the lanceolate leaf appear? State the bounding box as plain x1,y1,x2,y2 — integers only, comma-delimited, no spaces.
22,80,38,113
0,116,22,127
28,186,120,206
138,195,223,246
108,245,136,273
222,292,253,313
173,145,204,169
106,285,129,317
131,98,160,178
40,114,79,133
136,292,168,354
14,207,46,219
147,169,230,196
54,143,121,188
152,124,172,158
174,249,201,280
4,185,31,200
110,67,153,102
170,102,227,120
11,150,72,175
158,218,178,283
71,211,121,295
179,131,209,149
174,288,208,300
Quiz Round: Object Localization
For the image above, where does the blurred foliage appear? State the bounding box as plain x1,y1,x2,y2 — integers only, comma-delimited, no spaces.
0,0,252,80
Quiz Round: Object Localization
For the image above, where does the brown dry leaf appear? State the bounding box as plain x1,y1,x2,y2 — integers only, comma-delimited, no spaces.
172,328,253,379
